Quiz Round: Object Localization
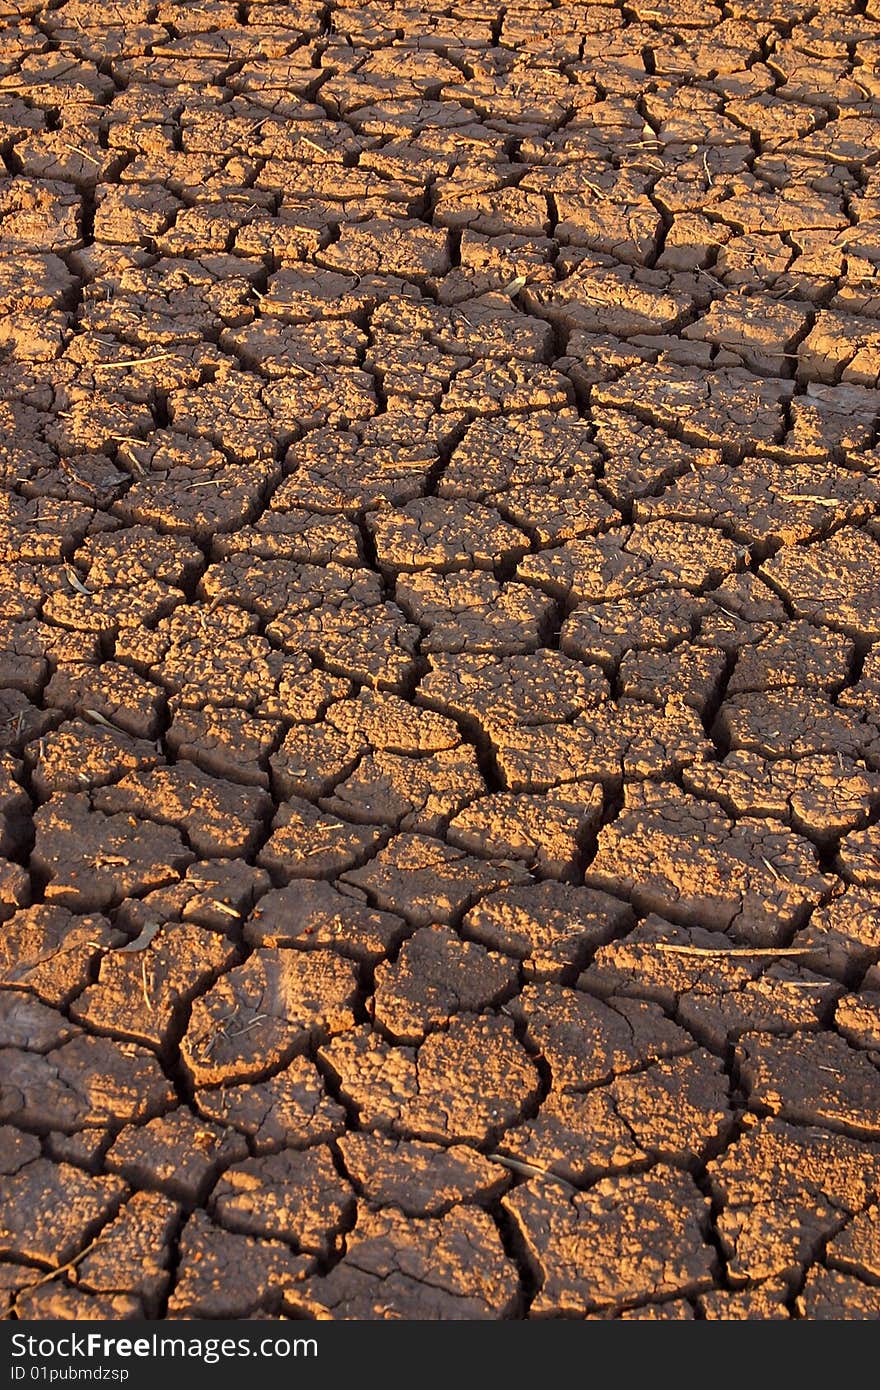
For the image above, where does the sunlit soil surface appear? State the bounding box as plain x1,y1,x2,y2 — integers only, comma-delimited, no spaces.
1,0,879,1322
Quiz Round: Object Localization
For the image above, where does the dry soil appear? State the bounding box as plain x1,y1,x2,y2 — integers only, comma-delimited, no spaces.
0,0,879,1322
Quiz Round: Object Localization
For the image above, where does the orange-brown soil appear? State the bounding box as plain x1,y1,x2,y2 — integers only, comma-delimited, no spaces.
0,0,879,1323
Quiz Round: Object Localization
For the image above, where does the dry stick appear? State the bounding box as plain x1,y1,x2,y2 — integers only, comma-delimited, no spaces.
776,493,841,506
760,855,781,881
59,142,102,167
487,1154,577,1188
209,900,241,918
84,708,124,732
60,460,95,490
750,349,802,360
226,1013,268,1039
27,1230,106,1290
654,944,814,957
94,353,174,370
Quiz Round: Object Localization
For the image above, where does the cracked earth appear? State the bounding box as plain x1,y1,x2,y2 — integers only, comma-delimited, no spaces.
0,0,879,1324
